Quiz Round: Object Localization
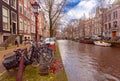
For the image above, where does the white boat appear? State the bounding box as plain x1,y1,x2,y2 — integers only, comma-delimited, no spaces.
94,41,111,47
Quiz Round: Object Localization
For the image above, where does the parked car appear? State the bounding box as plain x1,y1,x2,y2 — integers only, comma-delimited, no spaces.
91,35,101,40
43,38,55,45
84,36,91,40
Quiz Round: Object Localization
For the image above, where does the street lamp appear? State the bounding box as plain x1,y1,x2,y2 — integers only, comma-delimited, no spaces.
31,1,40,44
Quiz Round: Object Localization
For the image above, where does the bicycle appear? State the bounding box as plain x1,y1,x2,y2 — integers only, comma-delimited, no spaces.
2,40,54,71
2,48,31,71
28,40,54,67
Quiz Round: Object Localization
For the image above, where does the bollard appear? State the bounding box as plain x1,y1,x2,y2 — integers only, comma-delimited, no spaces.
16,53,24,81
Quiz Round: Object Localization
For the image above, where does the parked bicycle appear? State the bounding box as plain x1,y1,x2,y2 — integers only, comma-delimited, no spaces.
2,40,54,71
28,40,54,67
2,48,31,71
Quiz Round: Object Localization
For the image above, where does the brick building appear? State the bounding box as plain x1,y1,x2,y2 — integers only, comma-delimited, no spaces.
103,5,120,39
0,0,18,44
18,0,36,44
0,0,47,46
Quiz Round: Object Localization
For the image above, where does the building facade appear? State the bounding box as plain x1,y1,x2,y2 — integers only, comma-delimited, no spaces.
0,0,47,45
18,0,47,43
18,0,36,44
0,0,18,44
104,5,120,39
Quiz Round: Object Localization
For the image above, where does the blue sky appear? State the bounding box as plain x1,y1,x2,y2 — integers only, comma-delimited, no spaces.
63,0,81,13
63,0,115,20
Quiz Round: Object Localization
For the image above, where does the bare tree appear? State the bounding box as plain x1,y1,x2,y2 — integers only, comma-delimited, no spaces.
38,0,67,37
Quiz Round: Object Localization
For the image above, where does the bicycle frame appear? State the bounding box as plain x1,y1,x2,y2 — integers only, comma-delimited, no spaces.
28,41,54,66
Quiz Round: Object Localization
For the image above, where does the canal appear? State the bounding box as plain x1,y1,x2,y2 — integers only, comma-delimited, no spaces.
58,40,120,81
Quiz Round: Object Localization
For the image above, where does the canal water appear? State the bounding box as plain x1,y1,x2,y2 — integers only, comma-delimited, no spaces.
58,40,120,81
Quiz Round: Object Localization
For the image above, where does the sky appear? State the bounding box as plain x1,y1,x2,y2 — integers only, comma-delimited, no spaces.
63,0,115,20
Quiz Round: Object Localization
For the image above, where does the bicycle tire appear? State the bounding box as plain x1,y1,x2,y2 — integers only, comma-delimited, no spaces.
38,47,54,66
28,46,40,67
31,58,40,67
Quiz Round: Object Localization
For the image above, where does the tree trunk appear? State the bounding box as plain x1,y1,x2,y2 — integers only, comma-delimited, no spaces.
50,24,54,37
50,29,54,37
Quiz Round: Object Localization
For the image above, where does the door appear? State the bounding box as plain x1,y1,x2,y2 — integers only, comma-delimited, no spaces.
20,36,23,44
112,31,116,39
12,22,17,34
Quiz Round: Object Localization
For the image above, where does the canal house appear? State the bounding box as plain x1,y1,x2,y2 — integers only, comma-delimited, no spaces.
0,0,18,45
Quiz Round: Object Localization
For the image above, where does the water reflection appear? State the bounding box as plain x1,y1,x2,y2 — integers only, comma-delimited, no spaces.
58,40,120,81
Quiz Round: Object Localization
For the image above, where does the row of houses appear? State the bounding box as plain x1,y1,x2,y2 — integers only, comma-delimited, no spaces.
79,1,120,40
61,0,120,40
0,0,49,45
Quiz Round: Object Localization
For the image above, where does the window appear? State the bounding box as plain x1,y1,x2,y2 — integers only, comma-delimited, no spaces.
2,6,10,31
113,11,118,19
28,1,31,8
11,0,16,9
113,21,117,28
27,22,30,34
11,11,17,22
24,21,27,33
105,15,107,22
19,4,23,14
19,18,23,31
27,11,30,18
108,23,111,29
3,36,9,41
105,24,107,30
31,13,35,21
115,11,117,18
3,0,9,4
24,8,27,16
31,25,35,33
108,14,111,21
24,0,27,7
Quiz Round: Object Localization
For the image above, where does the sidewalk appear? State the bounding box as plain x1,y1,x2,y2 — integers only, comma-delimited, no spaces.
0,44,30,74
0,43,68,81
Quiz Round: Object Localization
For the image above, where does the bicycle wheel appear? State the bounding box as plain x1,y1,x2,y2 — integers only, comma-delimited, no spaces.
31,58,40,67
31,52,40,67
28,47,40,67
39,47,54,66
27,46,33,59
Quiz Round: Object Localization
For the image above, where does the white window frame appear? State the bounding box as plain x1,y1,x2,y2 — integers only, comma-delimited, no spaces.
24,8,27,16
19,18,23,31
24,21,27,33
11,0,16,9
31,25,35,33
27,1,31,8
2,0,9,4
2,6,10,31
11,11,17,22
24,0,27,7
27,22,30,34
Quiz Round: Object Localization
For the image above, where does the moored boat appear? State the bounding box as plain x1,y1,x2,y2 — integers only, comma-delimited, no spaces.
94,41,111,47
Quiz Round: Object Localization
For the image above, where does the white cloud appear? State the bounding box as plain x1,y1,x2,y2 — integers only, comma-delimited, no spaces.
61,0,115,28
65,0,115,19
105,0,115,4
66,0,97,19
